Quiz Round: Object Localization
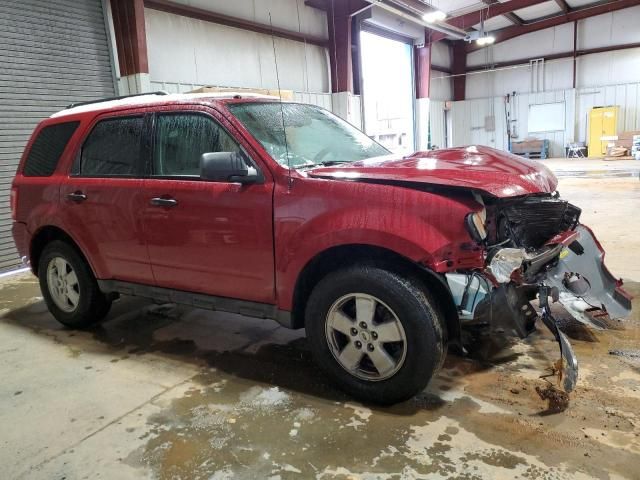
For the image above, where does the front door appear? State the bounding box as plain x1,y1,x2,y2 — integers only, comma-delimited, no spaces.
141,110,275,304
59,113,153,284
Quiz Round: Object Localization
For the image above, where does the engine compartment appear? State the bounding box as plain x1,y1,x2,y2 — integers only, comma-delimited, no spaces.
486,193,582,250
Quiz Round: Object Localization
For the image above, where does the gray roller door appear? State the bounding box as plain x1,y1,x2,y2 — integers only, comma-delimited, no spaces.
0,0,116,272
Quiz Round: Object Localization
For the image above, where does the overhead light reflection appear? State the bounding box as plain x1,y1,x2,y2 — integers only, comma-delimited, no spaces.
423,10,446,23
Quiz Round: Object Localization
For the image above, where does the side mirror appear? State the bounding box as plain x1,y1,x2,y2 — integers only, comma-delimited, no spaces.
200,151,259,184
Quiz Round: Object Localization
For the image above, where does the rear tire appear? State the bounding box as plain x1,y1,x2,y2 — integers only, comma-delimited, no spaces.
305,265,445,405
38,240,111,328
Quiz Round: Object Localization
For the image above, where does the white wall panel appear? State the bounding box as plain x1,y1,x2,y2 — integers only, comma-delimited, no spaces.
467,24,573,68
464,5,640,100
166,0,328,38
577,49,640,88
429,100,446,149
145,9,329,93
576,82,640,145
431,41,450,69
451,89,575,157
466,58,573,99
430,70,452,101
578,6,640,50
451,81,640,157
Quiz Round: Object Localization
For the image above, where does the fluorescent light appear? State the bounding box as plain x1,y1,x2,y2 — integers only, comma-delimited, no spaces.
423,10,446,23
476,35,495,46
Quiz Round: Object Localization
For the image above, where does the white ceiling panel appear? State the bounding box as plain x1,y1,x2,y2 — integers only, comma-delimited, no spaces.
473,15,515,31
426,0,485,15
566,0,598,7
514,1,562,21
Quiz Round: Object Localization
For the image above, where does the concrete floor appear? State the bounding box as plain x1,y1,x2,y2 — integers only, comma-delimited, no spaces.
1,176,639,480
543,158,640,180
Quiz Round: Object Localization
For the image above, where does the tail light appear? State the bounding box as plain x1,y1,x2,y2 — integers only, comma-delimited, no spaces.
10,186,17,221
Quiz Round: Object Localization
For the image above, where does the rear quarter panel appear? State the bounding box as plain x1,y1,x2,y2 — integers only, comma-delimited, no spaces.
12,119,88,268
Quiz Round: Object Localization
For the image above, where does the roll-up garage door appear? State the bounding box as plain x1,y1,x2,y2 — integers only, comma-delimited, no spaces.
0,0,116,272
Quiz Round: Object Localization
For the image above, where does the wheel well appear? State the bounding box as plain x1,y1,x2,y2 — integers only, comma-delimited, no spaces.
290,244,460,344
30,226,88,276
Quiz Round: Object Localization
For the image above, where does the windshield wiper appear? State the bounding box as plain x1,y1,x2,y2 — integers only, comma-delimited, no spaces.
316,160,350,167
295,160,350,170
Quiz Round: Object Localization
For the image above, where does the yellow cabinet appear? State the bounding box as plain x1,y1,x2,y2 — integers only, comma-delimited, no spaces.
588,106,618,157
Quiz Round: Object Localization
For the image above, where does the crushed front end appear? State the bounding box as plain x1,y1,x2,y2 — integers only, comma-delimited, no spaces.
449,192,632,392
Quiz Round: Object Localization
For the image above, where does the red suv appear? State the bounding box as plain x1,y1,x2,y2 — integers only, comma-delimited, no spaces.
11,92,631,404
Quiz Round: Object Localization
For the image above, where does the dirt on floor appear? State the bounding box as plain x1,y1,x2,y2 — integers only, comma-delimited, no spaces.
0,177,639,480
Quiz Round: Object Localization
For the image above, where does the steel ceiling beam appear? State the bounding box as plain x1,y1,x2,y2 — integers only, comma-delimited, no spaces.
467,0,640,51
503,12,524,25
429,0,548,42
362,0,468,39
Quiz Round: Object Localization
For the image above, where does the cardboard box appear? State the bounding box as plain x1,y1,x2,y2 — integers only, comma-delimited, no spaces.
614,130,640,149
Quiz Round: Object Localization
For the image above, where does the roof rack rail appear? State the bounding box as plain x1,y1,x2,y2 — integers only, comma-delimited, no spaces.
65,91,170,110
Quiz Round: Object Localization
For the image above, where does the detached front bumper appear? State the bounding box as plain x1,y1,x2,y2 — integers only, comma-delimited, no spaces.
542,225,632,328
448,222,632,393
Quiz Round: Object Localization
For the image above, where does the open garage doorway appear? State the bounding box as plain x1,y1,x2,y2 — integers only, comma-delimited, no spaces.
359,29,415,154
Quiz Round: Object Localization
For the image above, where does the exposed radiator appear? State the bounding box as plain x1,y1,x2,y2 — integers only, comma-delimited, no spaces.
497,197,582,249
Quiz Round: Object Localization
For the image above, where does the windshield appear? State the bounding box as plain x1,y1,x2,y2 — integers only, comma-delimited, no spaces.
228,102,389,168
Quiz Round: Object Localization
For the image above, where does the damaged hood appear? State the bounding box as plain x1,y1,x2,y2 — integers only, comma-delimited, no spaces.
308,145,558,198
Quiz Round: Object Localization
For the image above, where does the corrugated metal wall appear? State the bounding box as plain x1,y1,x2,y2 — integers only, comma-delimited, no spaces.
450,81,640,157
145,7,330,94
0,0,116,271
450,89,575,157
576,82,640,146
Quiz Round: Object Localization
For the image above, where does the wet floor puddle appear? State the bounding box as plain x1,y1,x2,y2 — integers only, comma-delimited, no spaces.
2,275,639,479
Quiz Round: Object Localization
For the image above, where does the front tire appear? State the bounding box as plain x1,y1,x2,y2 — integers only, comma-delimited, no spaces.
38,240,111,328
305,265,445,405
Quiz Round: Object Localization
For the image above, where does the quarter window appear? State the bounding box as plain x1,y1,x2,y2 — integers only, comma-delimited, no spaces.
153,114,241,177
80,116,144,176
24,121,79,177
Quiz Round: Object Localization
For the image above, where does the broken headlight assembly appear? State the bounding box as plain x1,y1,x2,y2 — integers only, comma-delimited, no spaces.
465,208,487,242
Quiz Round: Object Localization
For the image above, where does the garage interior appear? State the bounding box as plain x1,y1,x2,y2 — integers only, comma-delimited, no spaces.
1,0,640,478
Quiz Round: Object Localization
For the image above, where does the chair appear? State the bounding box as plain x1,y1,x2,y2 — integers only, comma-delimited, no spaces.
567,142,586,158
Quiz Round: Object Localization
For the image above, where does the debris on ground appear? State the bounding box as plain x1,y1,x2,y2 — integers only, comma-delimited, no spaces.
608,349,640,359
535,384,570,413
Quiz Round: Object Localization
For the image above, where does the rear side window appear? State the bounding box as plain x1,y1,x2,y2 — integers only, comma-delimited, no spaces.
80,116,144,176
23,121,79,176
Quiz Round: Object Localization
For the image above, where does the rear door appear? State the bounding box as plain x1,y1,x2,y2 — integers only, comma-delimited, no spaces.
58,112,154,284
141,108,275,303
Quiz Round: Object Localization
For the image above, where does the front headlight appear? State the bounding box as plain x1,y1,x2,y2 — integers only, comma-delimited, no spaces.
465,209,487,242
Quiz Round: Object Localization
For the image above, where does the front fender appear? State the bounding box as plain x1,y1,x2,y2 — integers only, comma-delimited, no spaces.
274,177,484,310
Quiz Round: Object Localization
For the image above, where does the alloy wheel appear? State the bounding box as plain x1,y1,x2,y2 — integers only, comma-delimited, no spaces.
46,257,80,313
325,293,407,381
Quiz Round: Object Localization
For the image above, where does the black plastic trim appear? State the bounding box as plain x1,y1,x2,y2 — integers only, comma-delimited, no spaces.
97,280,294,328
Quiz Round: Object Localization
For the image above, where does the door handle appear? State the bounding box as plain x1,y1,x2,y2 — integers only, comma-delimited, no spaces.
150,197,178,207
66,191,87,202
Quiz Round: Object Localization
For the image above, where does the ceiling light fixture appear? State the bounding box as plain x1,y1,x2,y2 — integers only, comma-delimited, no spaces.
422,10,446,23
476,35,495,45
474,16,494,46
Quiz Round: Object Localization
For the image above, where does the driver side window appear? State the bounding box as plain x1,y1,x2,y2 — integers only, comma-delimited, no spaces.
153,113,241,177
